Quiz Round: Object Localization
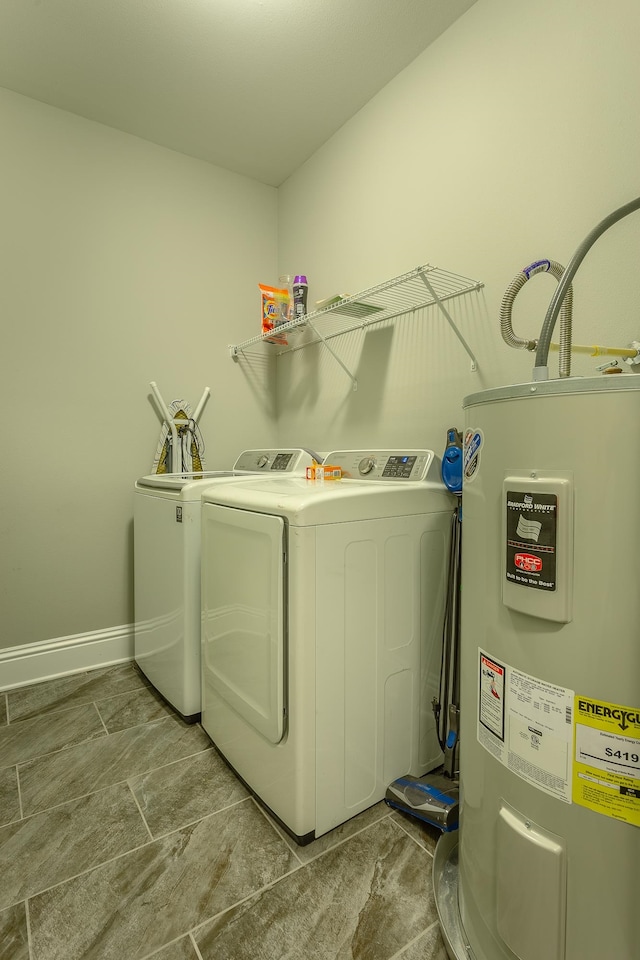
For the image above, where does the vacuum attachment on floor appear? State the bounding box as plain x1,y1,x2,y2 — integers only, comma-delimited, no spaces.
385,773,459,832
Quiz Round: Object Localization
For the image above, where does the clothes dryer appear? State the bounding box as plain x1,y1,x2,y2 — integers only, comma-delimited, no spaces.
134,448,317,720
200,449,454,842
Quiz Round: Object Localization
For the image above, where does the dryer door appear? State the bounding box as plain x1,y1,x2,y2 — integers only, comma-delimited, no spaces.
201,503,286,744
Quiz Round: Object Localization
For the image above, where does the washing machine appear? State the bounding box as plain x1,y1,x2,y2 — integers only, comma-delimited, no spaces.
200,448,455,842
133,448,317,720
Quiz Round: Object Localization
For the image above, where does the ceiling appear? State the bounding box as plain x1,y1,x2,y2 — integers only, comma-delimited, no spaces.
0,0,477,187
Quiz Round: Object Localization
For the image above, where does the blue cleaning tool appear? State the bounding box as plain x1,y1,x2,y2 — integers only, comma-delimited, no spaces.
385,774,459,832
441,427,463,495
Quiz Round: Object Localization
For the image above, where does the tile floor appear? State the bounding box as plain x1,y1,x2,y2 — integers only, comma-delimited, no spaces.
0,663,449,960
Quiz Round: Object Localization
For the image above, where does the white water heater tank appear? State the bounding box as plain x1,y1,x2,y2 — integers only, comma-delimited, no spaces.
458,375,640,960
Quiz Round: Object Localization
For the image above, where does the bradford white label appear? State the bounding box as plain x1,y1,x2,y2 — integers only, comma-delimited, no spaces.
505,490,557,590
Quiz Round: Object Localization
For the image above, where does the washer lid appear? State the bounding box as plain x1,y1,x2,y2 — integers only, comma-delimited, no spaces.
136,470,239,492
135,448,318,495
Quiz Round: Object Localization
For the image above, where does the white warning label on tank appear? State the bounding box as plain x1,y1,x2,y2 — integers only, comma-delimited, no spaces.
477,649,574,802
479,653,505,741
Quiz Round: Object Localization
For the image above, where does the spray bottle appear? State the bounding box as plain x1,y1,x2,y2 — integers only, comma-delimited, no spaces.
292,275,308,320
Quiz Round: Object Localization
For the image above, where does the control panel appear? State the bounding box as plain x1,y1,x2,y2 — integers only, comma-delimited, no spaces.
233,448,316,472
324,449,436,481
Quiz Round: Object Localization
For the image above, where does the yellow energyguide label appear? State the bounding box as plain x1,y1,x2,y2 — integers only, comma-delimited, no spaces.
573,694,640,826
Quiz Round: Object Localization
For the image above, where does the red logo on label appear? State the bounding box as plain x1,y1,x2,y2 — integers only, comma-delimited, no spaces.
515,553,542,572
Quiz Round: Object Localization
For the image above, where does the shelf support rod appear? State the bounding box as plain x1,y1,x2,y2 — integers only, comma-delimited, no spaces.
418,273,478,371
304,318,358,390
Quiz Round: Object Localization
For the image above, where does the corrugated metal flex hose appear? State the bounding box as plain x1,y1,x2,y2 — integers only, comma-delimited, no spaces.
500,259,573,376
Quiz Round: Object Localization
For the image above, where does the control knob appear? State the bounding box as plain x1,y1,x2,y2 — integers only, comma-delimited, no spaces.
358,456,376,475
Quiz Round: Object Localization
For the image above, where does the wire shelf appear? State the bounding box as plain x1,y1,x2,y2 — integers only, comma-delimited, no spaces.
229,264,483,387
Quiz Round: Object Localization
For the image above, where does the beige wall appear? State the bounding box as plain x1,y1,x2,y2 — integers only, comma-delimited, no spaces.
276,0,640,450
0,88,278,650
3,0,640,655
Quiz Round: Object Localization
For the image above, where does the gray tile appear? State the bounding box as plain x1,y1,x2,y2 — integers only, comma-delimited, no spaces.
194,816,438,960
0,782,149,910
7,663,150,723
29,799,298,960
19,716,212,817
143,935,200,960
0,902,29,960
0,703,105,770
389,809,441,854
269,801,392,864
0,696,6,727
0,768,20,828
393,923,448,960
96,685,175,733
129,748,248,837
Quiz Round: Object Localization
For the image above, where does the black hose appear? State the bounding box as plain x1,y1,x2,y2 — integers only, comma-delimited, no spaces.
434,506,462,752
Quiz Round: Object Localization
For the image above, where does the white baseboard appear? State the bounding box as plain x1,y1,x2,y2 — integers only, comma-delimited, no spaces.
0,624,134,691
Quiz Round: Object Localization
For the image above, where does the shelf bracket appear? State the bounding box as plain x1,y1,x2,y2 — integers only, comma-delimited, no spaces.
418,273,478,371
305,318,358,390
